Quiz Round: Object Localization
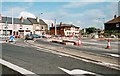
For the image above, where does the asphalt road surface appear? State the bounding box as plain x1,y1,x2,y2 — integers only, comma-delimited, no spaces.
1,41,120,75
0,64,24,76
36,39,119,58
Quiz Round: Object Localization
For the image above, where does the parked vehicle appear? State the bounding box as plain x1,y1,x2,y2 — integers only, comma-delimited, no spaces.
32,34,41,38
0,34,10,40
25,34,34,40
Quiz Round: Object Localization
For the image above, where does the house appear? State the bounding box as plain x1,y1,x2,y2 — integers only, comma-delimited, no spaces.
104,15,120,33
27,17,48,35
0,16,33,37
0,14,48,37
0,16,14,35
50,22,80,36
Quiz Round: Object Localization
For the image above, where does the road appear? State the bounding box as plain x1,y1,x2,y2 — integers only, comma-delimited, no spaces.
0,64,24,76
36,39,119,58
1,40,120,75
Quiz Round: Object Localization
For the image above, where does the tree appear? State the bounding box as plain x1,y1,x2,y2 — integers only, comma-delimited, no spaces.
86,27,96,34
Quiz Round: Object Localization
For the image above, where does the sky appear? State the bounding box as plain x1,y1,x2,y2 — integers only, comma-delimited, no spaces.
0,0,119,29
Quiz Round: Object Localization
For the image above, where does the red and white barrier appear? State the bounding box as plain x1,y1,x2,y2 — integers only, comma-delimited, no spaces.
106,38,111,49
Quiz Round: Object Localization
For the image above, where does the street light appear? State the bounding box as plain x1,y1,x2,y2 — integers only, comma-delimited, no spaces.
39,13,43,35
54,19,57,35
5,16,8,42
97,17,105,30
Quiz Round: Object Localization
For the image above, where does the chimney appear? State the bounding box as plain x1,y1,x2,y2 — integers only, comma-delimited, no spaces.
60,22,62,27
114,15,117,19
20,16,24,23
36,16,39,23
51,23,54,27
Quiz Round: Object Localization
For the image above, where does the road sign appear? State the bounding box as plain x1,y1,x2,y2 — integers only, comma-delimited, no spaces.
9,35,14,42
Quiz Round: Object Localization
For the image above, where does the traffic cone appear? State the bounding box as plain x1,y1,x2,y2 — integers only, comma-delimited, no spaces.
78,40,81,46
78,38,81,46
106,38,111,49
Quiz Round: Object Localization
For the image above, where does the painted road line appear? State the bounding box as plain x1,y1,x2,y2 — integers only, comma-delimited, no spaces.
104,53,119,58
11,43,29,47
82,41,116,46
0,58,39,76
97,62,120,70
58,67,102,76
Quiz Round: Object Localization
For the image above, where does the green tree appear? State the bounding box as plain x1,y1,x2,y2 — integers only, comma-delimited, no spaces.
86,27,96,34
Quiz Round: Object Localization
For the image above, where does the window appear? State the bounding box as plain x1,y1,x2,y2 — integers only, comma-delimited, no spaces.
42,27,44,30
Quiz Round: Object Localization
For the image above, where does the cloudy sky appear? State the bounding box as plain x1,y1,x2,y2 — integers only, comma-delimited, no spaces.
0,0,119,29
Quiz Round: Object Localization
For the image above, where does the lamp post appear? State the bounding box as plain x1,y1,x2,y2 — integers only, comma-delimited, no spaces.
97,17,105,30
12,8,14,36
5,16,8,42
39,13,43,35
54,19,57,35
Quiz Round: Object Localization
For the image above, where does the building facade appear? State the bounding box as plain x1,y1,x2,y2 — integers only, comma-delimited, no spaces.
104,15,120,33
0,14,48,37
50,22,80,36
27,17,48,35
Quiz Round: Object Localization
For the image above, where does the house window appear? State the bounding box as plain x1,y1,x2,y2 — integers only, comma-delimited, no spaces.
42,27,44,30
116,24,119,27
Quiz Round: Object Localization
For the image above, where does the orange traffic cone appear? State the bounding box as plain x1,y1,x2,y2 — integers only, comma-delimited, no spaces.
106,38,111,49
78,38,81,46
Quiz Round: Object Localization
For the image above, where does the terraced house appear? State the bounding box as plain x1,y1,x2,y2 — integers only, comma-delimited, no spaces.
0,14,48,37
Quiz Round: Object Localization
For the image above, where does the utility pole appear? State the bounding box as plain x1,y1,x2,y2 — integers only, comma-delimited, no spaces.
12,8,14,35
54,19,57,35
5,16,8,42
39,13,43,35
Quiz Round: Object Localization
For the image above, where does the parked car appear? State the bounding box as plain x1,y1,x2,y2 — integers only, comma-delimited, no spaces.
0,34,10,40
25,34,34,40
32,34,41,38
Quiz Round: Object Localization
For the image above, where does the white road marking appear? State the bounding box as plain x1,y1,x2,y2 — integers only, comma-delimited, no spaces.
104,53,119,57
97,62,120,70
82,41,106,46
0,58,39,76
58,67,101,76
12,43,29,47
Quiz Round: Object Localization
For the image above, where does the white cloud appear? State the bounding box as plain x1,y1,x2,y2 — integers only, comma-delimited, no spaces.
43,19,54,26
19,11,36,18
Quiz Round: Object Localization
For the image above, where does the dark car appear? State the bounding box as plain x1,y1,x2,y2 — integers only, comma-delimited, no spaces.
32,34,41,38
25,34,34,40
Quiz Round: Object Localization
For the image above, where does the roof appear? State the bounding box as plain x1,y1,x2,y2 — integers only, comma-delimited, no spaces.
56,24,79,28
0,16,47,25
27,18,47,25
0,17,32,25
1,17,12,24
105,16,120,24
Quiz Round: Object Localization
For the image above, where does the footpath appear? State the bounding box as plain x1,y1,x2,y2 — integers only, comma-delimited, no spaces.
26,40,120,71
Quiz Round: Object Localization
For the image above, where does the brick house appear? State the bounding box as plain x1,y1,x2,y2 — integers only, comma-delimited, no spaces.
50,22,80,36
104,15,120,33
